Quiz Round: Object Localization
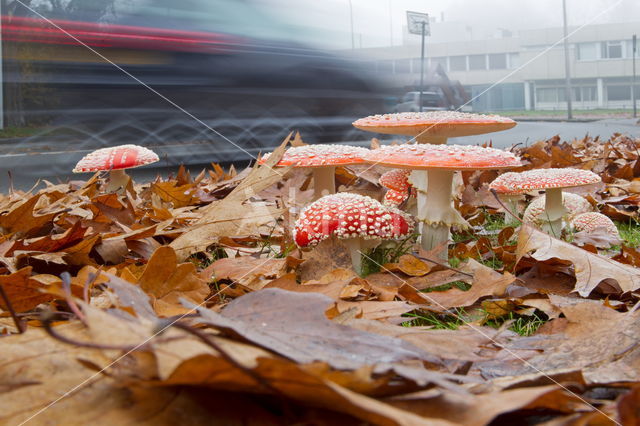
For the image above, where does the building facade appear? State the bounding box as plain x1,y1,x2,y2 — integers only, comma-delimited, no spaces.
354,21,639,112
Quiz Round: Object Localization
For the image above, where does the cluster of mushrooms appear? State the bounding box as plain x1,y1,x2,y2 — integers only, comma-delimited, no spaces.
70,112,619,276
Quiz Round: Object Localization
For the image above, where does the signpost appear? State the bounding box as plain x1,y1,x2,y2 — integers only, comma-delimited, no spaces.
407,11,430,112
633,34,637,119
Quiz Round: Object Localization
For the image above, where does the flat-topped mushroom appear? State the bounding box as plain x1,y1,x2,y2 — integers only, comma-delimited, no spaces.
523,192,592,229
490,168,601,237
261,144,368,199
364,144,521,258
294,193,414,275
379,169,414,207
353,111,516,144
73,144,159,193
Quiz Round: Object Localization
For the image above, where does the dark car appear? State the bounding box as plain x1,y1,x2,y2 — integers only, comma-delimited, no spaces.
1,0,384,177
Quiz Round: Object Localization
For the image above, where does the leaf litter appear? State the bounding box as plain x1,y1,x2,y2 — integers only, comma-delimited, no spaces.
0,134,639,424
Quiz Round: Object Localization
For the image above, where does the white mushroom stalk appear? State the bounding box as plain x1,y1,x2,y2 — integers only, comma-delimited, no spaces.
312,167,336,199
105,169,130,193
543,188,568,237
364,144,522,261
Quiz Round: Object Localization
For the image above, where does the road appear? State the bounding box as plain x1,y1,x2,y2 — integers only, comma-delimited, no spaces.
0,118,638,192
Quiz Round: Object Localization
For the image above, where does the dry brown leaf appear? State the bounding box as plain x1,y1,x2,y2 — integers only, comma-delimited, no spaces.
0,267,61,312
397,254,432,277
0,194,57,235
134,246,210,316
202,256,288,290
189,288,434,369
170,135,292,261
299,237,354,281
152,181,197,208
516,225,640,297
423,260,514,309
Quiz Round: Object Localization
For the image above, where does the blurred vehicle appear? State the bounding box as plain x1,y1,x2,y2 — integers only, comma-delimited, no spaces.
395,91,447,112
2,0,385,165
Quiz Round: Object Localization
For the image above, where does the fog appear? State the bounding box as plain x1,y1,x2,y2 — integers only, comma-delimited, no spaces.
261,0,640,49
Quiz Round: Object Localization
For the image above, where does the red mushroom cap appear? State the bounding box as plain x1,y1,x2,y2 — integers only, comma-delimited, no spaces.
490,168,601,195
73,144,159,173
383,189,408,206
353,111,516,138
293,193,414,247
379,169,412,192
363,144,521,170
571,212,619,237
260,144,369,168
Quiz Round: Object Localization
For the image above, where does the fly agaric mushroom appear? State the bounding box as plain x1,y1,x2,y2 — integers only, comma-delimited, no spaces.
379,169,414,207
363,144,521,258
354,112,516,227
353,111,516,145
294,193,414,275
523,192,593,229
73,144,159,193
261,144,368,200
571,212,621,247
490,169,601,237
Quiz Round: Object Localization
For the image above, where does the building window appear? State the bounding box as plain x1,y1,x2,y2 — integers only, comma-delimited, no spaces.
577,42,598,61
607,85,631,101
395,58,411,73
449,55,467,71
577,86,597,102
468,54,486,70
602,41,623,59
430,57,448,71
536,88,558,103
508,53,520,69
488,53,507,69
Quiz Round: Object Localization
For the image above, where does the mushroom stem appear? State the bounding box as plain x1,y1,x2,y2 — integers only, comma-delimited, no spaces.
312,167,336,200
342,238,380,276
542,188,567,237
420,169,468,258
105,169,129,193
503,195,522,226
415,135,448,144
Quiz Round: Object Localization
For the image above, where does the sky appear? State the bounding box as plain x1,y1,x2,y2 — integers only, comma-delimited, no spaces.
261,0,640,49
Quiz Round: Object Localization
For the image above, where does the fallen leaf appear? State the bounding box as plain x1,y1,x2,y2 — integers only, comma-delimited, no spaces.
516,225,640,297
188,288,435,369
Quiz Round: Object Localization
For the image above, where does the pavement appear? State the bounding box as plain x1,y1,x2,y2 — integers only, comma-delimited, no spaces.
0,118,638,192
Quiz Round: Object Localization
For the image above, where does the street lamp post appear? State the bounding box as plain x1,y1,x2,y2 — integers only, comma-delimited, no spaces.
633,34,637,119
348,0,355,49
407,12,430,113
562,0,573,120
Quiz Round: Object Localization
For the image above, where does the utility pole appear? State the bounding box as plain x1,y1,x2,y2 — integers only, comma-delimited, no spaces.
348,0,355,49
562,0,573,120
407,12,430,113
633,34,637,118
389,0,393,46
420,21,426,112
0,0,4,129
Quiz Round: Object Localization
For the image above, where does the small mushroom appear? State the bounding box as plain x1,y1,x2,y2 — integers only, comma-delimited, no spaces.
571,212,621,245
490,169,601,237
379,169,414,207
261,144,369,200
363,144,521,258
523,192,593,229
73,144,159,193
293,193,414,275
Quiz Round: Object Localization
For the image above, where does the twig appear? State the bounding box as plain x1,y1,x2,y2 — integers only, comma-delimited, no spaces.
61,272,87,325
0,284,26,333
490,188,523,224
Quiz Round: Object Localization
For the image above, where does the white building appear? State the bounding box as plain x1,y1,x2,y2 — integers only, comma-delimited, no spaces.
353,21,639,112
